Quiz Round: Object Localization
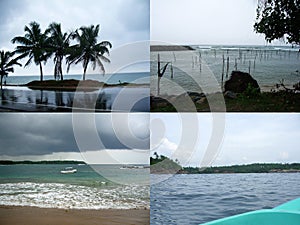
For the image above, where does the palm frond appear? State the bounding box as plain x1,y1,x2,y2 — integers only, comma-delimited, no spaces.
98,54,111,63
96,57,105,74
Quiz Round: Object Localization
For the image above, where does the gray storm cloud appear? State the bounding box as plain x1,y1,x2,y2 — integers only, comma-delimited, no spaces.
0,114,149,156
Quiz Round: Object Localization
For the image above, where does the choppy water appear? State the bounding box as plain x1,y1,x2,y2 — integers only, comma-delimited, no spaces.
150,173,300,225
0,164,149,210
151,45,300,95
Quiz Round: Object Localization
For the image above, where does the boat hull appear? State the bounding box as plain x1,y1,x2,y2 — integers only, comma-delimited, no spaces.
200,198,300,225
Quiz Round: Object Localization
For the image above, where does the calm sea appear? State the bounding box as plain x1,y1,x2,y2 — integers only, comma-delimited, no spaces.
0,164,149,210
151,45,300,95
0,71,150,112
150,173,300,225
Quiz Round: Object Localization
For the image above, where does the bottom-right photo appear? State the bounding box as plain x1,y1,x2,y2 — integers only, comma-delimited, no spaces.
150,113,300,225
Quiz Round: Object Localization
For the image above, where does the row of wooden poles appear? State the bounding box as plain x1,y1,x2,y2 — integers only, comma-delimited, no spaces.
156,49,299,95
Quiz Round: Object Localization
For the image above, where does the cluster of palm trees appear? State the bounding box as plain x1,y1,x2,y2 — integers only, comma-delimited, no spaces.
0,21,112,88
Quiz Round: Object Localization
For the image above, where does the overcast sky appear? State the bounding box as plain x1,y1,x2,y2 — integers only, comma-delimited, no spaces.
0,113,149,164
151,0,286,46
151,113,300,167
0,0,149,76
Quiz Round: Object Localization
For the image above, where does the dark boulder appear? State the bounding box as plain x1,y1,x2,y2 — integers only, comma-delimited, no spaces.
224,71,260,93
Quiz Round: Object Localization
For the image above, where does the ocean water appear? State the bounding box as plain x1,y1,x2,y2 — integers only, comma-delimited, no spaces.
5,72,150,85
150,173,300,225
0,86,149,112
0,164,149,210
0,71,150,112
150,45,300,95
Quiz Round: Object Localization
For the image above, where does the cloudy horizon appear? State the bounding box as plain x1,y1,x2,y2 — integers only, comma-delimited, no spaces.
151,113,300,167
0,113,149,164
0,0,149,76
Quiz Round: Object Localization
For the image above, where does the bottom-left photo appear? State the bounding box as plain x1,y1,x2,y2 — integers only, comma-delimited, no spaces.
0,113,150,225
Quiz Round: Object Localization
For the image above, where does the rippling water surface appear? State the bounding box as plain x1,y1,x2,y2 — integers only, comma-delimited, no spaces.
150,173,300,225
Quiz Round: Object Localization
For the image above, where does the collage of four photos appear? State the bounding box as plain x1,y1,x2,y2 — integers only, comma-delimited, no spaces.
0,0,299,225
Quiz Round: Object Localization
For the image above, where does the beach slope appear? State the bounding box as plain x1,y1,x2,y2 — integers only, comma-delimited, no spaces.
0,206,149,225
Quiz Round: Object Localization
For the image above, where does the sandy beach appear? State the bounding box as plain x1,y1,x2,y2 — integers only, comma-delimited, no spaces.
0,206,150,225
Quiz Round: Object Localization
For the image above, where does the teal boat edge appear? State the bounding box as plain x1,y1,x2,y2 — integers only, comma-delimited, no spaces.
199,198,300,225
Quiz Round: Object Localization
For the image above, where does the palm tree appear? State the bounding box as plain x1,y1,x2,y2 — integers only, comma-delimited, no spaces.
0,50,22,89
46,22,72,80
67,24,112,81
11,21,50,81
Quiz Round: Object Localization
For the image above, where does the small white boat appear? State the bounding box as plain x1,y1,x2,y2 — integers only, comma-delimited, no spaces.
60,167,77,174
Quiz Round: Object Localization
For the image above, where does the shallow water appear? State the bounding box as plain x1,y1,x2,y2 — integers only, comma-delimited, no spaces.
151,46,300,95
150,173,300,225
0,164,149,209
0,86,149,112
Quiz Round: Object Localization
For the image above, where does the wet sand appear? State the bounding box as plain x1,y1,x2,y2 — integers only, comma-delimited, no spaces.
0,206,150,225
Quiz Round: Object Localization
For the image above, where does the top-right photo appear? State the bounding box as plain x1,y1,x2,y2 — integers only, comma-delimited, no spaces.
150,0,300,112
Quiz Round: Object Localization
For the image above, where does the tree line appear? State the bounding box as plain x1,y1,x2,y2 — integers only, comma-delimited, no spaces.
0,21,112,88
151,154,300,174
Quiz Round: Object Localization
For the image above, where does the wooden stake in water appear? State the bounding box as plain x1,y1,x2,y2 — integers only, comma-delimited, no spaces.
170,63,174,79
199,57,202,73
192,56,194,68
199,51,202,63
234,58,237,70
221,54,225,90
173,52,176,62
157,54,161,95
157,54,170,96
199,51,202,73
248,60,251,74
226,56,229,79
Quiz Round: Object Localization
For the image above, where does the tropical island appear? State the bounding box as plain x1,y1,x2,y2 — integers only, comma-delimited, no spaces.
150,154,300,174
0,21,149,112
1,22,112,88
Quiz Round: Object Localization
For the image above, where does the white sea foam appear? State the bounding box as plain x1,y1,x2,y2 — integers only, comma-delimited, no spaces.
0,182,149,209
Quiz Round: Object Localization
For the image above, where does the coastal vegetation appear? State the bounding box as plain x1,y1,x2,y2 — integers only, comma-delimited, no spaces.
0,50,22,89
151,91,300,112
150,153,182,174
7,21,112,82
11,22,50,81
66,24,112,81
150,154,300,174
254,0,300,46
46,22,73,81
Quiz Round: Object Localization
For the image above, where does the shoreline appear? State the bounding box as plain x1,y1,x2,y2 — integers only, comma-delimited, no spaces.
0,205,149,225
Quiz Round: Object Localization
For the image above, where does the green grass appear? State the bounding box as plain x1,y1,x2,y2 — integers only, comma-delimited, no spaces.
151,92,300,112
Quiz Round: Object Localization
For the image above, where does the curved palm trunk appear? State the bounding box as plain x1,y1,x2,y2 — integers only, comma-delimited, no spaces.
39,62,43,81
54,56,64,81
0,75,3,90
60,63,63,80
83,61,88,81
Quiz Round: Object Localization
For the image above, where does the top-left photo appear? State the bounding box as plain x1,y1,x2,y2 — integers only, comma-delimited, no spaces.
0,0,150,112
